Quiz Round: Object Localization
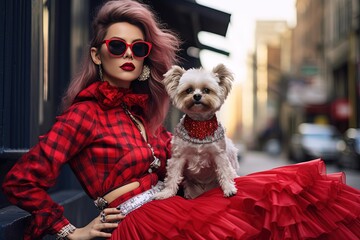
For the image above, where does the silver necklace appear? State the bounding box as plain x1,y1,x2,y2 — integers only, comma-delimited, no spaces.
121,103,161,173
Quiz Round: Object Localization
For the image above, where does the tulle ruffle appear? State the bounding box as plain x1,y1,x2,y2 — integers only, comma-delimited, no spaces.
111,159,360,240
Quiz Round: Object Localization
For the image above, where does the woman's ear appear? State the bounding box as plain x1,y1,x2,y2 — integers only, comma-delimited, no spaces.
91,47,101,65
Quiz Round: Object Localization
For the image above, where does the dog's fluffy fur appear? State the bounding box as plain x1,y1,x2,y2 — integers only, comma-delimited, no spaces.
155,64,239,200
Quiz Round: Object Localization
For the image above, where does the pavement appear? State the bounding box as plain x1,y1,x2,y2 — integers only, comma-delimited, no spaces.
238,150,360,190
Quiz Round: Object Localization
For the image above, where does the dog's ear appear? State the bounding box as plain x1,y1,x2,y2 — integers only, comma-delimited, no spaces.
212,64,234,99
163,65,186,98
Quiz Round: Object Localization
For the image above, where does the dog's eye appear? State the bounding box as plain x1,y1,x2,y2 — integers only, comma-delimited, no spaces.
203,88,210,94
185,88,193,94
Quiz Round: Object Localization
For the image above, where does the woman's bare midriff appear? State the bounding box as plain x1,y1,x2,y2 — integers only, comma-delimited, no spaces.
103,181,140,204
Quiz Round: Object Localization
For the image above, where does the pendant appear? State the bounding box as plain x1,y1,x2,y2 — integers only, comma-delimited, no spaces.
148,156,161,173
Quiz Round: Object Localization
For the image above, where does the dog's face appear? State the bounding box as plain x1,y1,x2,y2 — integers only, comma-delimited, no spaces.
163,64,234,120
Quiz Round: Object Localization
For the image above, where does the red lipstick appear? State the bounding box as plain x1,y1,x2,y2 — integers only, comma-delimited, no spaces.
120,62,135,71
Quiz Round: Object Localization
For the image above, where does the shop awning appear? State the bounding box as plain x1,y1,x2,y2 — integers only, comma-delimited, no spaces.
146,0,231,66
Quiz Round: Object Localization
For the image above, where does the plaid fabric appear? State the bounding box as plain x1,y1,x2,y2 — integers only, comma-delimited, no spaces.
2,82,172,239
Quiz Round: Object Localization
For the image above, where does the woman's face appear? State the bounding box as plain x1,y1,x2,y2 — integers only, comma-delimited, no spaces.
91,22,147,88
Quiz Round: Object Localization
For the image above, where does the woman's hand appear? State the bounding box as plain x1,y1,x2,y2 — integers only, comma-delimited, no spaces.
66,207,125,240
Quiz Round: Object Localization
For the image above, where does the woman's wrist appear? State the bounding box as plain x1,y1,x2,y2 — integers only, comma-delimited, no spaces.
56,223,76,240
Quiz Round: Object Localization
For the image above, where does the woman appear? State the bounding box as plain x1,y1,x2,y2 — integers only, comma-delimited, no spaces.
3,0,360,239
3,0,177,239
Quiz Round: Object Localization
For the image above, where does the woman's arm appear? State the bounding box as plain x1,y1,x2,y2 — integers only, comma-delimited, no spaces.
2,103,97,239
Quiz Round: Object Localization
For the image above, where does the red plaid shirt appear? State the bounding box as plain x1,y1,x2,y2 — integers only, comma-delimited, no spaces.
2,81,172,239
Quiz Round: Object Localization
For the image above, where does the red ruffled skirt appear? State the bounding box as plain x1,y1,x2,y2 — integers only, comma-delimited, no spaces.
111,159,360,239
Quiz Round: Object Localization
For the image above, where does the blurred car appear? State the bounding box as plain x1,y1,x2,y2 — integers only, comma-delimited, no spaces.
336,128,360,170
263,138,282,156
288,123,342,163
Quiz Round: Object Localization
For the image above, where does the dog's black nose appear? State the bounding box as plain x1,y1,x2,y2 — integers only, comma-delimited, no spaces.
193,94,202,102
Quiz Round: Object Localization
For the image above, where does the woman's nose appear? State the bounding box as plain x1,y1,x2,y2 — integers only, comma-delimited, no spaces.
123,46,133,59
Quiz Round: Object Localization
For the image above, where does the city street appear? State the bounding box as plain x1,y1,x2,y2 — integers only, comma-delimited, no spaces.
238,151,360,190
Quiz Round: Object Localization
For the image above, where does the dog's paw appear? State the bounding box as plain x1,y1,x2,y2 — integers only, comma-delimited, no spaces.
223,186,237,198
224,190,237,197
154,189,175,200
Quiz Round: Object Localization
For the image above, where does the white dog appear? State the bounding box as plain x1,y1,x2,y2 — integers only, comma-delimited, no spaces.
155,64,239,200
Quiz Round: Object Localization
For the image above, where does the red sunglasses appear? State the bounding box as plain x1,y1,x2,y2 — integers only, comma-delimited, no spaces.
102,39,152,59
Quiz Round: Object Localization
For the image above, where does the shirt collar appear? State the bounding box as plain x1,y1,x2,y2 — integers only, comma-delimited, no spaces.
74,81,148,111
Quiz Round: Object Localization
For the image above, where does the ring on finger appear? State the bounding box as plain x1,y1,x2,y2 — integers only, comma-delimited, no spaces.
100,211,106,223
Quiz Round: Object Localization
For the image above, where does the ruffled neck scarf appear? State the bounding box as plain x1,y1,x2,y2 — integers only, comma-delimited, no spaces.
94,81,148,111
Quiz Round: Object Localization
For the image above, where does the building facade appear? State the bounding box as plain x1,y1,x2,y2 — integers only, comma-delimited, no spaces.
246,0,360,152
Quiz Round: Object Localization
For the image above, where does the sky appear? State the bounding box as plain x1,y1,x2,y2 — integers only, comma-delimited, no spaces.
196,0,297,83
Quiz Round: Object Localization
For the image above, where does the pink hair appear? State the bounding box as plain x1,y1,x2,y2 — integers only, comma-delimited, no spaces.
61,0,180,134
